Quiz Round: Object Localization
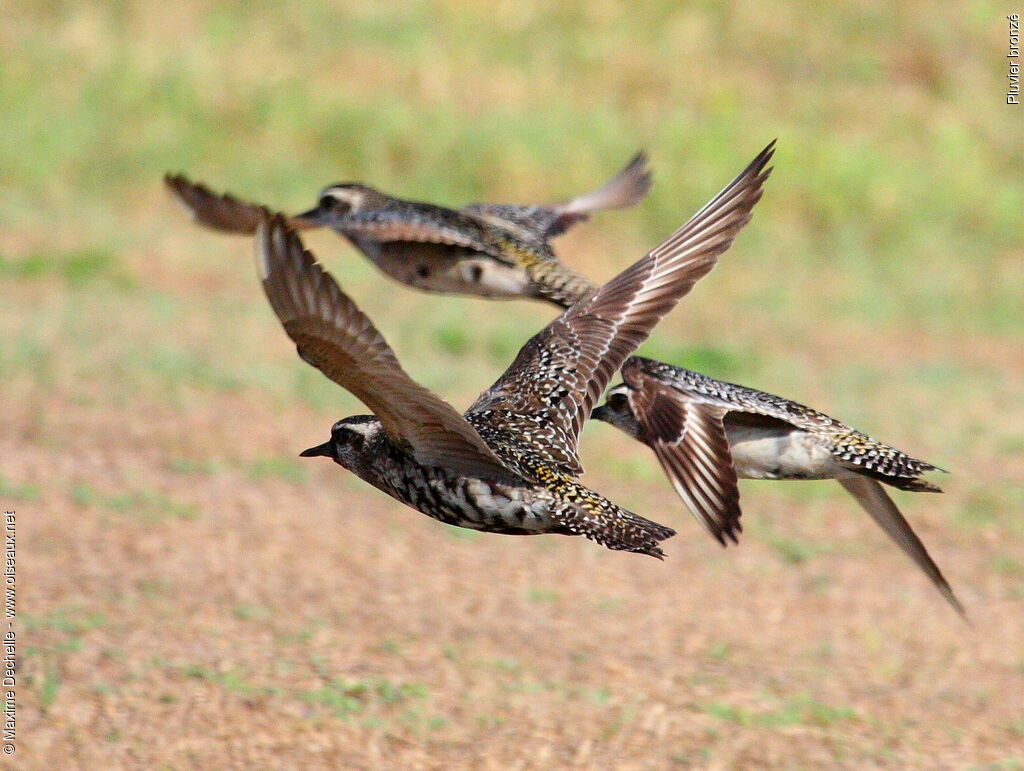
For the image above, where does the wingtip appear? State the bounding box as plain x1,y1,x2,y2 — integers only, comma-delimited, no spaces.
163,171,200,196
627,149,654,189
620,150,655,202
164,172,202,219
750,139,777,178
938,580,968,622
711,520,742,548
951,596,970,623
922,549,967,620
561,150,656,216
163,173,182,196
628,149,649,167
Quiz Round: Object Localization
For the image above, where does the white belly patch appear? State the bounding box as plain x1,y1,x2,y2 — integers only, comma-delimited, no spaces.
725,426,839,480
370,244,531,298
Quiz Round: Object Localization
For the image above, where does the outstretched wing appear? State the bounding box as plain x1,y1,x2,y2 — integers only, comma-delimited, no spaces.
468,142,775,476
546,151,654,236
165,174,316,234
463,151,653,239
256,215,518,481
838,476,965,616
622,368,743,545
167,174,538,268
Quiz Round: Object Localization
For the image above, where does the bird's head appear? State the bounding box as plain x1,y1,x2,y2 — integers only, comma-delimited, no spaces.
591,385,643,440
300,414,384,469
294,183,387,226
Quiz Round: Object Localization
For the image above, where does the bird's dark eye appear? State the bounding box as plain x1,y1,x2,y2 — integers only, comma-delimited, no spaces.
332,426,363,446
606,393,629,412
320,195,351,215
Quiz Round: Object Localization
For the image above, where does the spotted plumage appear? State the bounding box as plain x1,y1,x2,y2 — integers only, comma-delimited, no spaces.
592,356,962,614
254,144,772,558
166,151,648,306
170,142,956,611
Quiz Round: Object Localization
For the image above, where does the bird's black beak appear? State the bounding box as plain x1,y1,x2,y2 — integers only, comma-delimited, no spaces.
290,206,325,229
590,405,609,422
300,441,333,458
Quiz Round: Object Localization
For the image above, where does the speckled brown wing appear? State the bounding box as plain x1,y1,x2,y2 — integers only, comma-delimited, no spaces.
463,151,653,239
468,141,775,475
256,215,518,481
623,369,742,546
165,174,317,234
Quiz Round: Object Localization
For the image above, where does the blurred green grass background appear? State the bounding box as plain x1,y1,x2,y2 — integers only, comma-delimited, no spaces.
3,1,1021,466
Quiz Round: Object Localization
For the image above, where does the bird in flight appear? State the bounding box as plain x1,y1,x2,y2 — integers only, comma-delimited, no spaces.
169,142,958,613
592,357,961,614
167,151,651,306
253,144,773,558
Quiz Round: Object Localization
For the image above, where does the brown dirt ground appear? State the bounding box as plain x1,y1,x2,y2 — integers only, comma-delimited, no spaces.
7,278,1024,770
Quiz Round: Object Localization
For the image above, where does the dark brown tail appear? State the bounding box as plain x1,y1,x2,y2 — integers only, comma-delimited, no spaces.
855,467,944,493
614,510,677,560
